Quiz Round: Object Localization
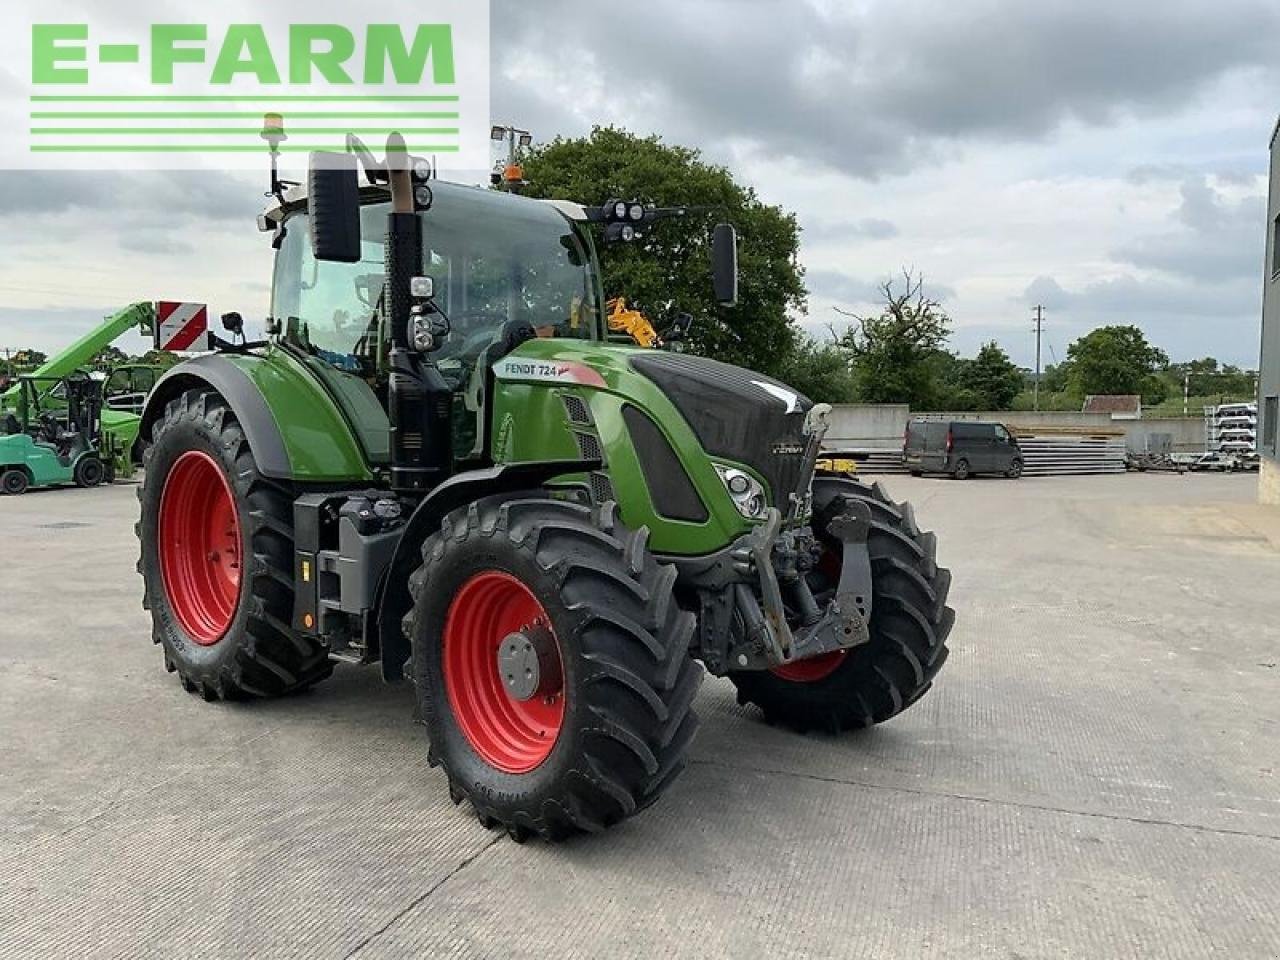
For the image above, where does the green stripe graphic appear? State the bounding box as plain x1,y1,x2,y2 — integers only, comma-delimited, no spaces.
31,111,459,119
31,127,461,136
30,95,460,103
30,144,462,153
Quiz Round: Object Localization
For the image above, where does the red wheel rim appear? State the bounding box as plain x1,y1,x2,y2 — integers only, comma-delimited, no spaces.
443,571,565,774
158,451,242,646
770,546,848,682
772,651,847,683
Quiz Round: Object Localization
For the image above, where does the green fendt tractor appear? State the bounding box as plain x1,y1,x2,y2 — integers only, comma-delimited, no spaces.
136,135,954,841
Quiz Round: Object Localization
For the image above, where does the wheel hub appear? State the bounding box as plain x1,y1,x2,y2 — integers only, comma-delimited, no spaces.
496,624,560,702
443,571,566,774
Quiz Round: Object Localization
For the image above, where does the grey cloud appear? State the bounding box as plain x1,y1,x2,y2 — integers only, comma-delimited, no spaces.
1018,272,1261,363
1112,176,1266,283
810,268,956,305
807,269,886,304
805,218,899,243
0,171,260,224
118,231,196,257
493,0,1280,177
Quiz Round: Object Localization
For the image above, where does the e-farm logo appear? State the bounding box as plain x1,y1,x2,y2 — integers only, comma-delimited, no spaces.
5,4,490,170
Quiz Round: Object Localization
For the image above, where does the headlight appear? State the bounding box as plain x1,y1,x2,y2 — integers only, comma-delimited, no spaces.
716,466,768,520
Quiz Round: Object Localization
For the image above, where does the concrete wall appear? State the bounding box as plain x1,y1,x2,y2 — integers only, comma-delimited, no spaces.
1124,418,1205,454
826,404,911,449
824,404,1203,453
934,411,1114,431
825,405,1205,453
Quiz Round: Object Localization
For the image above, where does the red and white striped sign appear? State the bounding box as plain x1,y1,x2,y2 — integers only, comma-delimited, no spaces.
155,301,209,352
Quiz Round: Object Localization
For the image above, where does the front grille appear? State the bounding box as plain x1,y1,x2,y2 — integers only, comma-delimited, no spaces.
589,471,615,504
562,394,591,424
574,430,602,463
622,405,708,523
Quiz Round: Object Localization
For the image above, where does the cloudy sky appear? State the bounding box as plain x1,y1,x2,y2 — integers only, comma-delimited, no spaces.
1,0,1276,370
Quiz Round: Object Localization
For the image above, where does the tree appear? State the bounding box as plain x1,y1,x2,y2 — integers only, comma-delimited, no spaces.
520,127,806,376
8,349,47,372
836,270,951,408
778,336,857,403
133,349,183,370
1066,325,1168,402
1160,357,1256,402
93,345,129,369
961,341,1024,410
1040,360,1075,395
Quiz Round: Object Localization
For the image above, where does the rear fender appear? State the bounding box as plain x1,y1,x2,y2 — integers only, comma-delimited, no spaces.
142,356,291,477
141,352,372,482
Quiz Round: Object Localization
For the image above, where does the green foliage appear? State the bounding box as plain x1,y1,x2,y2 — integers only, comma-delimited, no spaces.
1065,325,1169,402
778,337,858,403
93,345,130,369
837,271,951,408
3,349,48,373
134,349,183,370
959,341,1023,410
1010,389,1083,412
520,127,806,376
1156,357,1256,405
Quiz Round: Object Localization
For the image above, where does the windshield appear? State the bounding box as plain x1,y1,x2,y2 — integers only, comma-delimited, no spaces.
271,184,602,375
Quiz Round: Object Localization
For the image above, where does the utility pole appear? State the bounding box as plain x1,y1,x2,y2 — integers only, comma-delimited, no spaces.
1032,305,1045,412
1183,372,1190,417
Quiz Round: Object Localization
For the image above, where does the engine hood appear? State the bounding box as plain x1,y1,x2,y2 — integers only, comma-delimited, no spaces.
629,352,813,507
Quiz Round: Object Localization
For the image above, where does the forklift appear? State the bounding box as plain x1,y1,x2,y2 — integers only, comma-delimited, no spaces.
1,372,109,494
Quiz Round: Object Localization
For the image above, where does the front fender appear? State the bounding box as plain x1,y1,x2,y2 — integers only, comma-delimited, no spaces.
377,459,596,683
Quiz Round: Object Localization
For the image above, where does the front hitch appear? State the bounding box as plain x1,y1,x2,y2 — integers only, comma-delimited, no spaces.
737,499,875,670
786,499,874,659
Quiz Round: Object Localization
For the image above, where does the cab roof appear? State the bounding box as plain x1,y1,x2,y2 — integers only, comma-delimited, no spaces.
257,180,589,233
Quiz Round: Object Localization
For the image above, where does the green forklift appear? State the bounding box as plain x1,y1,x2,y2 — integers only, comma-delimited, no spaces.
135,133,955,841
0,302,156,485
1,372,110,494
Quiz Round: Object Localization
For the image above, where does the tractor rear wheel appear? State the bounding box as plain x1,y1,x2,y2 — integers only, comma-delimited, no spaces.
137,387,332,700
729,476,954,733
404,496,701,842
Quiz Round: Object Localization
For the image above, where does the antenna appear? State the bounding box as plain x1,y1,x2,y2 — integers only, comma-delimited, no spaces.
260,114,299,202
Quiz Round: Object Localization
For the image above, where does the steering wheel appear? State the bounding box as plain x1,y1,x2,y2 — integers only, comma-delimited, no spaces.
440,312,512,361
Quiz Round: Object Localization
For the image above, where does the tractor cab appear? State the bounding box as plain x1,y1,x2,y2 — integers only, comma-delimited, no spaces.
264,181,607,465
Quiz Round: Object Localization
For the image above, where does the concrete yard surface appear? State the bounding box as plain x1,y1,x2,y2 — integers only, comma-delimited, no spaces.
1,473,1278,959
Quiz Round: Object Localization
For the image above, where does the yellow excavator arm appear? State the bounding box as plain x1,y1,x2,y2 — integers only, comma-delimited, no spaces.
606,297,663,349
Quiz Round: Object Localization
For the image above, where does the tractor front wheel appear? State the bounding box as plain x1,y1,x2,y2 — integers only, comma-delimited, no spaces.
404,496,701,842
730,476,954,733
137,387,332,700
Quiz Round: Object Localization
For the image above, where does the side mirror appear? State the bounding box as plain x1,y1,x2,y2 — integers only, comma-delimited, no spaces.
712,223,739,307
308,151,362,263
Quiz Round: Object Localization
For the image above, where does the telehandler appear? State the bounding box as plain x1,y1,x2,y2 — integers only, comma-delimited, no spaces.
136,133,954,841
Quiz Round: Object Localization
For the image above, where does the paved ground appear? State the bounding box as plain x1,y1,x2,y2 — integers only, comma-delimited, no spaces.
2,472,1279,959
